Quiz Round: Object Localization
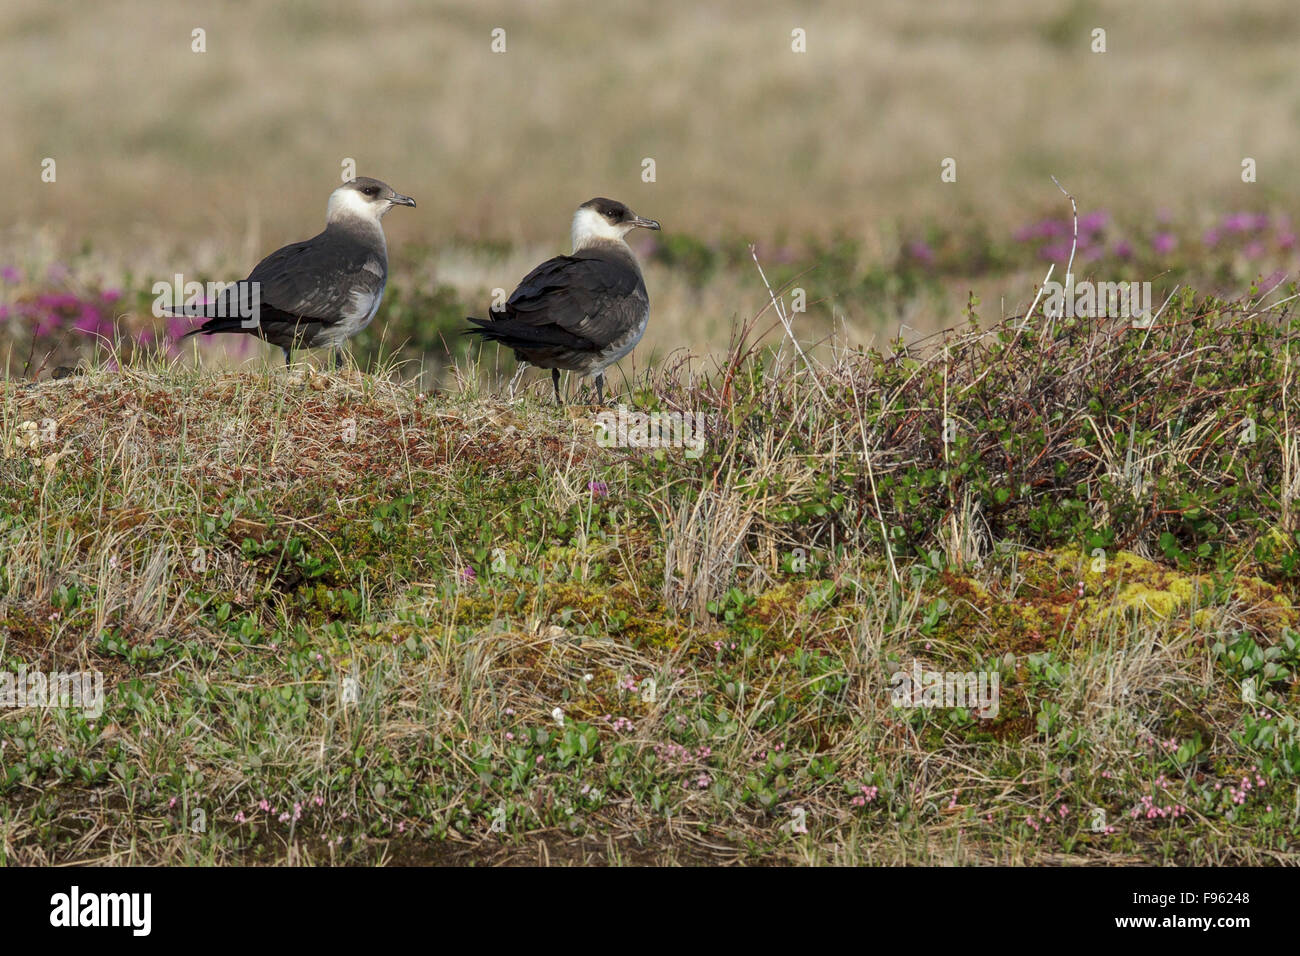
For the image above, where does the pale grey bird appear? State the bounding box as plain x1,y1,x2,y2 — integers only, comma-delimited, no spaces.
175,177,415,367
466,197,660,404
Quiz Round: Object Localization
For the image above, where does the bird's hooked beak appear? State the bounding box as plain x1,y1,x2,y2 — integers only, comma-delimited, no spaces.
630,215,660,231
389,192,417,208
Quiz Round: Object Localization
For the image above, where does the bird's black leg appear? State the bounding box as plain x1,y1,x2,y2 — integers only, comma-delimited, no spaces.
595,373,605,406
333,348,345,370
552,368,563,405
282,347,291,368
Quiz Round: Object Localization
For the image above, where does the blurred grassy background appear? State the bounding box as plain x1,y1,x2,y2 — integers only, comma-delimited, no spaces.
2,0,1299,376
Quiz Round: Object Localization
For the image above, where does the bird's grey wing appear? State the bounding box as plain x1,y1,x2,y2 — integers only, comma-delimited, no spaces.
505,255,644,347
245,234,386,325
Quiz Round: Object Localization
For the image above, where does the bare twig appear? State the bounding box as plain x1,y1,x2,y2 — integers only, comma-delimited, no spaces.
1045,176,1079,344
1050,175,1079,293
750,245,831,404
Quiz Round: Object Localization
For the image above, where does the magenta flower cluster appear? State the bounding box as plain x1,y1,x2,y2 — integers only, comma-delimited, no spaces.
0,280,123,340
1013,209,1117,262
1010,208,1298,264
850,784,879,807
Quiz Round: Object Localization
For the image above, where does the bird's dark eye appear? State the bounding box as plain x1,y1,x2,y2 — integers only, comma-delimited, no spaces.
363,187,379,196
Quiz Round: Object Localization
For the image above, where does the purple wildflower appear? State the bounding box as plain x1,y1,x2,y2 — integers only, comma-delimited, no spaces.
1014,219,1070,242
166,317,193,340
906,240,935,265
1078,210,1109,234
74,305,103,335
1221,212,1252,234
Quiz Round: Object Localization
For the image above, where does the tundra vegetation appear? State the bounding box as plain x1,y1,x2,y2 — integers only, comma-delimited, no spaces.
2,0,1298,866
1,223,1297,862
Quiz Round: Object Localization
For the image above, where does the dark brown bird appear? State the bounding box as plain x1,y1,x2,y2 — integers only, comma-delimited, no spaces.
466,197,660,404
174,177,415,367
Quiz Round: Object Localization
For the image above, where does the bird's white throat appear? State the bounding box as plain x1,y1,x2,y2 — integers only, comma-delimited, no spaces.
327,187,388,226
571,207,633,252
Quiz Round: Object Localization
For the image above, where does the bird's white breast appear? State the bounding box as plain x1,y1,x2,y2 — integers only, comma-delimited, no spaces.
352,285,383,326
347,258,386,328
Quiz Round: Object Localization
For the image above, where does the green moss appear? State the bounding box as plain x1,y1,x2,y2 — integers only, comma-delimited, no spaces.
932,546,1298,666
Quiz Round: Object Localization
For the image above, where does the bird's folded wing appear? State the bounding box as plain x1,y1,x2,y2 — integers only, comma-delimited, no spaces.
245,237,385,324
505,255,644,347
